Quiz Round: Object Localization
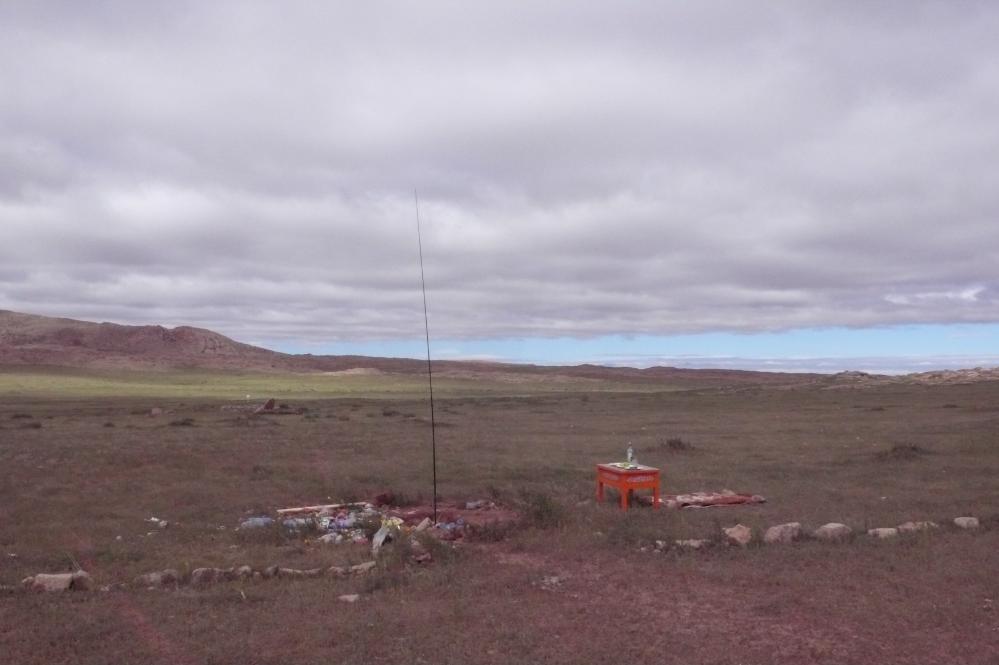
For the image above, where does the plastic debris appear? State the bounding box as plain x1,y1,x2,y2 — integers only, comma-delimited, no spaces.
238,516,275,530
280,517,314,531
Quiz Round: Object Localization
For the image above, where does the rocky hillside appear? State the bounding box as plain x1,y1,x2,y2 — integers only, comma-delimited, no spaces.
14,309,981,389
0,310,285,370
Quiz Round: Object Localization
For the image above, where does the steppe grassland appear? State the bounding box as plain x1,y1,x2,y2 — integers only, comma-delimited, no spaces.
1,369,997,664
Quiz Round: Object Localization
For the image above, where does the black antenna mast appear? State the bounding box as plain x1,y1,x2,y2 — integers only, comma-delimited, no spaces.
414,190,438,524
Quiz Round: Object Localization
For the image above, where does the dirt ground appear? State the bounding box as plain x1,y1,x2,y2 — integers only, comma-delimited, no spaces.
1,377,998,664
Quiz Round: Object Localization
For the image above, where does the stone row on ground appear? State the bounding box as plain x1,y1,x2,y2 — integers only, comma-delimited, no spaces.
18,560,378,593
660,515,981,550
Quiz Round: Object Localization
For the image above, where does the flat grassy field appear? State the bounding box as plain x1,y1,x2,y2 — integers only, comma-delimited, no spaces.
1,369,997,664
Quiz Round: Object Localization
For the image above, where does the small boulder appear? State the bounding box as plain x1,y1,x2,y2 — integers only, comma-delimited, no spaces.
813,523,852,542
723,524,753,547
954,517,979,530
897,521,938,534
867,528,898,539
149,407,164,417
190,567,228,587
674,539,710,550
349,561,376,574
135,569,180,588
338,594,360,603
763,522,801,545
23,570,92,592
234,565,254,580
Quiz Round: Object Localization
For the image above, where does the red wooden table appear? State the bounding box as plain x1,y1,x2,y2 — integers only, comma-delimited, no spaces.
596,463,661,510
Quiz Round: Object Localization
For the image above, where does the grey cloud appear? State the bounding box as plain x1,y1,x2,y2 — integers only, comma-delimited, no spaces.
1,1,998,345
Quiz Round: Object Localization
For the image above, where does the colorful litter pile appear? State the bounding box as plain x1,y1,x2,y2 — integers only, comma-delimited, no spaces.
238,498,517,552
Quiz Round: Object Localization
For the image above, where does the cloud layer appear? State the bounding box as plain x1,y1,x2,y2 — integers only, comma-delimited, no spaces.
2,1,998,345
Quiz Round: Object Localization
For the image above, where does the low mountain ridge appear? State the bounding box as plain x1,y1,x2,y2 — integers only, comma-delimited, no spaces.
8,309,992,388
0,310,824,386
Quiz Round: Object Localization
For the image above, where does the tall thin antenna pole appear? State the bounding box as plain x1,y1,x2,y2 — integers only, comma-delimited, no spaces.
414,190,438,524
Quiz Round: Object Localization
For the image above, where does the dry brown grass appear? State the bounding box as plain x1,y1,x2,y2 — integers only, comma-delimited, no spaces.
1,378,998,664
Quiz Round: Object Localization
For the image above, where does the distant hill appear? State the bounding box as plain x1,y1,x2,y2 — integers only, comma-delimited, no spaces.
18,309,987,388
0,309,286,370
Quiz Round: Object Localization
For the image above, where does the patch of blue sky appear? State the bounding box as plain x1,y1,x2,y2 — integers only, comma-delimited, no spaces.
262,323,999,374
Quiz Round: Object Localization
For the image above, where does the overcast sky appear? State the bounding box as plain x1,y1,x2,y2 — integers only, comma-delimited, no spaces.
2,2,998,369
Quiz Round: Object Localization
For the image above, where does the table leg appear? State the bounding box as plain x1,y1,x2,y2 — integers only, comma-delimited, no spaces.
620,486,628,510
653,480,660,510
596,480,604,502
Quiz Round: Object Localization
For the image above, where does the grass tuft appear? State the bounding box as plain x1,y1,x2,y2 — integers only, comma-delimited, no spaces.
875,444,931,462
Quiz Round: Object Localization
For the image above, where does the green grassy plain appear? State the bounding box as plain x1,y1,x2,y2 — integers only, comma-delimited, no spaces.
1,368,997,664
0,366,664,400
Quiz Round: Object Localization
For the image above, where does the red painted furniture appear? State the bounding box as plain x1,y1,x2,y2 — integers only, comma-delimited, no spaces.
596,463,661,510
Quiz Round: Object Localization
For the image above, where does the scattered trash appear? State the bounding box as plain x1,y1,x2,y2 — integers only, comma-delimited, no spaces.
371,517,403,555
280,517,314,531
640,490,766,509
319,533,345,545
272,496,516,550
239,516,275,530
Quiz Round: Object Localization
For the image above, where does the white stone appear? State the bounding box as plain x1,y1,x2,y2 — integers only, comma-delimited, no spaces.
763,522,801,544
813,523,852,542
867,528,898,539
897,521,939,533
674,539,711,550
953,517,979,529
22,571,92,592
349,561,376,574
723,524,753,547
338,594,360,603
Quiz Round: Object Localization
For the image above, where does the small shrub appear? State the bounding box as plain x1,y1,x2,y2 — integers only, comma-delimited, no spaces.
876,444,930,462
941,403,959,409
644,437,694,453
250,464,273,480
466,520,517,543
382,408,400,417
10,413,32,419
18,421,42,429
103,422,115,428
666,437,692,451
169,418,195,427
519,491,566,529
